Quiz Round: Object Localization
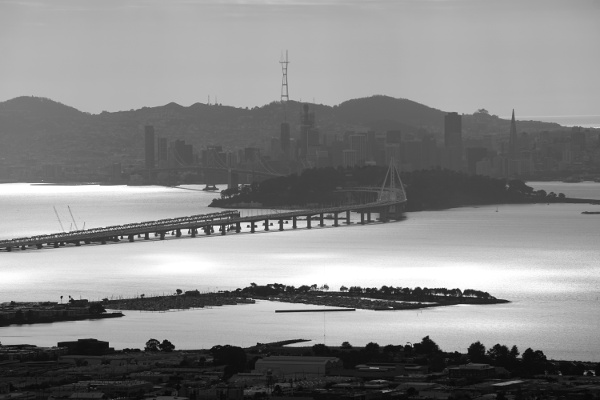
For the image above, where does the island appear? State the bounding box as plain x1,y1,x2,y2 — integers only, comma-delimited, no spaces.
0,299,123,327
0,283,507,327
211,166,599,211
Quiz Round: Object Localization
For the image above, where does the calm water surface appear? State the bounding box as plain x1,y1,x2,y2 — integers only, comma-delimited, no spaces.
0,182,599,361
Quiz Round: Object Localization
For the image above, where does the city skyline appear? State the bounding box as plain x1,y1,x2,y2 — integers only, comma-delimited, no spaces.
1,0,599,120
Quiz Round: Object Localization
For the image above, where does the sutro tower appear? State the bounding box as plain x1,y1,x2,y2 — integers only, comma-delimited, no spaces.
280,50,290,103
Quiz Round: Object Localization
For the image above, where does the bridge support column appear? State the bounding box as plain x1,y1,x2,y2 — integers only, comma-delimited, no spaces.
360,213,365,225
235,222,241,233
367,211,371,222
204,226,212,235
144,232,149,240
250,222,255,233
60,242,65,246
74,241,81,246
36,243,43,249
21,245,26,250
292,216,297,229
221,224,226,235
6,246,11,252
176,229,181,237
379,209,389,222
159,232,166,240
333,213,339,227
128,235,134,242
191,229,196,238
279,219,284,231
319,213,324,227
264,219,269,231
54,242,59,248
307,215,312,229
346,210,351,225
84,240,91,245
101,239,106,245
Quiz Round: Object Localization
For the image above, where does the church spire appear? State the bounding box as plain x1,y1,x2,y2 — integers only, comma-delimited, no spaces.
509,109,517,157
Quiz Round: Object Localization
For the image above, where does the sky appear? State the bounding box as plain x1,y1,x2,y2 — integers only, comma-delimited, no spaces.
1,0,599,119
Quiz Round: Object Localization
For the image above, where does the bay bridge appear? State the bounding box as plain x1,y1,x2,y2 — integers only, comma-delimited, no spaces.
0,165,407,252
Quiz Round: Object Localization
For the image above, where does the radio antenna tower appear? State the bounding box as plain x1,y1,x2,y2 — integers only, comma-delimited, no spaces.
280,50,290,119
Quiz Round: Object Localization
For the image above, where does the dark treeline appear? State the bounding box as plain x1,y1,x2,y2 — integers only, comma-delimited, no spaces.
211,166,564,211
237,282,496,301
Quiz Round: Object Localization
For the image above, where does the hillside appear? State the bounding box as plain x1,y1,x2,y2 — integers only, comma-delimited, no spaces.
0,95,566,169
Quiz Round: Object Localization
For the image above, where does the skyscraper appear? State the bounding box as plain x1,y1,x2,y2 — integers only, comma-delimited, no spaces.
144,125,155,171
444,112,462,148
444,112,463,171
508,109,518,158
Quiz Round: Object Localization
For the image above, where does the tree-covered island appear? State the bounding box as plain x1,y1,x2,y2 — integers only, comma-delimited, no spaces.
210,166,596,211
236,282,508,310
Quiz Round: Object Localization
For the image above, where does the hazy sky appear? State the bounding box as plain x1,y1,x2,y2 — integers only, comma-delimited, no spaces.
1,0,599,118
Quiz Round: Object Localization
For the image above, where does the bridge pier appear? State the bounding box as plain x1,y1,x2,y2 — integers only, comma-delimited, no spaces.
84,239,91,245
6,246,11,252
191,228,197,238
235,222,241,233
21,245,26,250
360,213,365,225
204,226,212,235
346,210,351,225
367,211,371,222
264,219,269,231
250,222,255,233
128,235,134,242
319,213,325,227
176,229,181,237
292,216,297,229
306,215,312,229
144,232,149,240
279,219,284,231
221,224,226,235
36,243,43,249
101,239,106,245
74,241,81,246
333,213,339,227
159,232,166,240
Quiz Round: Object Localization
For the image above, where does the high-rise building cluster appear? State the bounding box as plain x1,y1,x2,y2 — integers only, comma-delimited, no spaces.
140,106,600,186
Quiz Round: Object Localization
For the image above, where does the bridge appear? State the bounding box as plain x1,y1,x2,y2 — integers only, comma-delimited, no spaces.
1,164,406,252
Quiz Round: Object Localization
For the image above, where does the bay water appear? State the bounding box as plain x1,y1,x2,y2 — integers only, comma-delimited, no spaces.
0,182,599,361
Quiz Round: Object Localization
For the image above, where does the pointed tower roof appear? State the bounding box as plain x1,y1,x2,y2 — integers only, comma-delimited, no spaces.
509,109,517,157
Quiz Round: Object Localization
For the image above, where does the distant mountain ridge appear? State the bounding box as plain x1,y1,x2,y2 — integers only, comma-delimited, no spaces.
0,95,566,169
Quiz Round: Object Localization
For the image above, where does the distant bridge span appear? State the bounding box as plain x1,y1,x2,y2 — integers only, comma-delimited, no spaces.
0,187,405,252
1,162,406,252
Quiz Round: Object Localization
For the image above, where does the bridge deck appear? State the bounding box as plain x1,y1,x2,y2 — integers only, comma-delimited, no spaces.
1,187,406,250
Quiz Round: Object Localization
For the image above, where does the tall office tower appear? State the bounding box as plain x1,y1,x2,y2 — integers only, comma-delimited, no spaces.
349,134,367,165
144,126,155,170
157,137,168,168
299,104,317,158
444,112,463,171
508,109,518,158
280,122,290,156
444,112,462,148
